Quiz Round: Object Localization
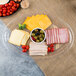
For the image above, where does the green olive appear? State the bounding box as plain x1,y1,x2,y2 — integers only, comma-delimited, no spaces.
34,36,38,39
31,33,35,36
39,35,42,38
36,40,40,42
35,29,38,32
42,34,45,38
40,30,44,33
40,38,43,41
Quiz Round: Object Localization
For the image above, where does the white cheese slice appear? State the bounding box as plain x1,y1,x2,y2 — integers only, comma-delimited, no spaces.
0,0,9,5
8,29,26,46
21,32,30,45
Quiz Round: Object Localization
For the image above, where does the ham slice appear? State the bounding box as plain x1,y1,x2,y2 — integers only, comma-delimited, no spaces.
46,28,69,44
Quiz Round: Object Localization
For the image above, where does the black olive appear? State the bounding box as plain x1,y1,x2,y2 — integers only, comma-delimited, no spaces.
38,29,41,31
35,32,40,36
32,30,35,33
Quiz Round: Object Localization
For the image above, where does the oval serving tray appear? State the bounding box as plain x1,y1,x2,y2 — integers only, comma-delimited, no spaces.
6,14,74,60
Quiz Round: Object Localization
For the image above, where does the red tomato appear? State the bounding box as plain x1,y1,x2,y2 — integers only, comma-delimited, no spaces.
10,1,14,4
5,4,9,7
22,49,27,53
0,9,2,12
3,10,7,14
7,10,10,13
0,5,2,8
48,47,51,52
10,12,13,14
0,5,5,8
3,14,6,16
51,48,54,52
9,3,13,6
6,12,10,16
0,12,2,16
12,6,16,10
50,44,54,47
22,45,26,49
26,45,29,50
14,8,17,11
14,3,17,7
16,4,19,8
7,6,11,10
2,7,6,10
10,9,14,12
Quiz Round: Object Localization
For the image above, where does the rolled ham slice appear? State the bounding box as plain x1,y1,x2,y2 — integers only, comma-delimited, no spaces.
45,28,69,44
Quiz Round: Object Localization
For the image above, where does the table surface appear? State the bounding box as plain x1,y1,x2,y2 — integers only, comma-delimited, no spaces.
1,0,76,76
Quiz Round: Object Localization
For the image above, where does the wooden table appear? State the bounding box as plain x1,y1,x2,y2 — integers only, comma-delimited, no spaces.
1,0,76,76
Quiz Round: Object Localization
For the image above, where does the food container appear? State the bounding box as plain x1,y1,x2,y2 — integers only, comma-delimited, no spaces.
6,13,74,60
30,28,46,44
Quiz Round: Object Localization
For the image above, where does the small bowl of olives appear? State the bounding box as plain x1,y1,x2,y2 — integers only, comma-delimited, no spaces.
30,28,46,43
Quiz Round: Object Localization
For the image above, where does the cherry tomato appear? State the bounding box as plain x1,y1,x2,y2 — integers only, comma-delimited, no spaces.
10,12,13,14
2,7,6,10
14,3,17,7
14,8,17,11
9,3,13,6
50,44,54,47
26,45,29,50
16,4,19,8
0,12,2,16
22,45,26,49
0,5,5,8
10,1,14,4
5,4,9,7
7,10,10,13
22,49,27,53
7,6,11,10
0,9,2,12
51,48,54,52
3,10,7,14
3,14,6,16
0,5,2,8
6,12,10,16
10,8,14,12
12,6,16,10
48,47,51,52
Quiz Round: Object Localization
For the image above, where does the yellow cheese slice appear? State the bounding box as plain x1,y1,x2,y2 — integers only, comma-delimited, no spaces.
39,15,52,30
8,29,26,46
23,14,52,31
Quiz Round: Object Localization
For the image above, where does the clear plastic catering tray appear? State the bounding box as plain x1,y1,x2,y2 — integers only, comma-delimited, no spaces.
6,14,74,60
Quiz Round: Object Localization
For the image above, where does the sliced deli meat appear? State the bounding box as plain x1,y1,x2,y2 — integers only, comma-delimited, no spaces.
29,42,48,56
59,28,69,43
46,28,69,44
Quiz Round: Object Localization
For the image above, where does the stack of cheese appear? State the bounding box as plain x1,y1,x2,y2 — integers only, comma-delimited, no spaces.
8,29,30,46
23,14,52,31
29,42,48,56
